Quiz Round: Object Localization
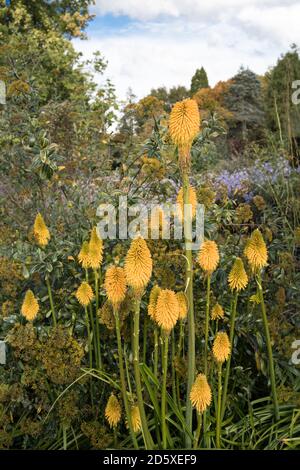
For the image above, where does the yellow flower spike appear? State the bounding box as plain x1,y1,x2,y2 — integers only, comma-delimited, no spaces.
124,237,152,291
176,186,197,220
105,394,122,428
21,290,39,321
33,213,50,247
211,303,224,320
147,285,161,321
75,281,94,307
228,257,248,291
88,227,103,270
104,266,127,307
198,240,220,274
155,289,179,331
169,99,200,150
244,229,268,272
190,373,212,414
212,332,231,363
176,292,188,320
78,241,90,269
130,405,141,433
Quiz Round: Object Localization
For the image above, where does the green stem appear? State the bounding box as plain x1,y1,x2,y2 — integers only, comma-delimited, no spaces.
85,306,93,406
143,314,148,364
204,275,211,376
176,319,184,406
114,308,138,449
221,291,238,419
124,344,133,397
257,274,280,422
178,319,185,358
216,362,222,449
85,307,92,369
113,427,117,449
193,413,202,449
94,270,102,369
46,277,57,326
62,425,67,450
176,370,180,409
154,326,159,377
203,274,211,447
183,171,195,449
85,269,96,368
133,298,154,449
88,305,95,366
161,332,169,449
171,330,177,403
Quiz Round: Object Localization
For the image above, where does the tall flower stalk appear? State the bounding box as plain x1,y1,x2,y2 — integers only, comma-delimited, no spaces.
204,275,211,377
104,265,138,448
84,306,92,369
155,289,179,449
33,214,56,326
161,331,169,449
153,327,159,377
125,238,154,449
244,229,279,421
182,174,196,448
221,257,248,419
133,297,153,449
94,269,102,369
175,292,187,406
148,285,161,376
190,373,212,448
83,268,97,368
257,274,279,421
220,292,237,419
75,281,94,402
169,98,200,447
198,240,220,375
89,228,103,369
78,230,103,370
216,362,222,449
212,332,231,448
45,277,57,326
198,239,219,444
203,274,211,445
114,307,139,448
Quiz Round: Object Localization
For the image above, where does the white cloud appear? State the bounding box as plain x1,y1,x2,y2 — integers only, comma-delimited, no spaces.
93,0,299,22
74,1,300,101
236,4,300,45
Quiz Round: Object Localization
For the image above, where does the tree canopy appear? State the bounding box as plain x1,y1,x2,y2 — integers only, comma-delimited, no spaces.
190,67,209,95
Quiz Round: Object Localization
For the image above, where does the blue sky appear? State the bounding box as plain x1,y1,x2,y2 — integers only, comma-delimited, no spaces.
73,1,300,102
87,14,133,35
